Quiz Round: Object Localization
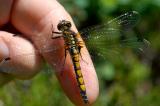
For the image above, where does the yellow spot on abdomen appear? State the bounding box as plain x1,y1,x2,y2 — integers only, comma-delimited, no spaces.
74,62,80,68
78,77,84,84
73,56,79,61
76,70,82,77
73,54,79,61
80,84,86,91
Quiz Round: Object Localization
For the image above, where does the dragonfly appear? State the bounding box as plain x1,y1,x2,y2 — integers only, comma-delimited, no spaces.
0,11,149,104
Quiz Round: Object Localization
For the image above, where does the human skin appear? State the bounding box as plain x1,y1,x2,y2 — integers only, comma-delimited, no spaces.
0,0,99,105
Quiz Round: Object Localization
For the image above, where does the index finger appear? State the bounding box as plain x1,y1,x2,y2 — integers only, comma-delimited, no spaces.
11,0,99,105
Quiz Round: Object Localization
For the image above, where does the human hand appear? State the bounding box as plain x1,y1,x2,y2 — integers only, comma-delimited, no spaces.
0,0,98,105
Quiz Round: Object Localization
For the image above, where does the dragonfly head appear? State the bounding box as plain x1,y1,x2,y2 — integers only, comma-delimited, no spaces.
57,20,71,31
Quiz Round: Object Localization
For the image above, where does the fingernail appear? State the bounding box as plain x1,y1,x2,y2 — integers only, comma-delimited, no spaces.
0,41,9,62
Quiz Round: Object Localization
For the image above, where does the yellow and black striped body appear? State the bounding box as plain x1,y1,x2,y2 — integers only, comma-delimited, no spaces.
52,20,89,104
63,30,89,104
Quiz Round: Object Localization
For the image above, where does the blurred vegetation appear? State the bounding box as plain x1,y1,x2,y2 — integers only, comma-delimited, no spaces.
1,0,160,106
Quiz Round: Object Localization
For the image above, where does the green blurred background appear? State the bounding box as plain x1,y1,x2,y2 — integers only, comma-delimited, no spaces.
0,0,160,106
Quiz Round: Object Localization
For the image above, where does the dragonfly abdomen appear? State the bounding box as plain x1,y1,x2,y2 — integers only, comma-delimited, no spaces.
69,47,89,104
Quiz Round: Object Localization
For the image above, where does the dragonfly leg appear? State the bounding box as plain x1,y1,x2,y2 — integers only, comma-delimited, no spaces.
60,45,69,75
13,34,18,36
51,31,63,39
51,24,63,38
59,47,69,76
62,47,68,68
52,31,62,34
78,46,88,65
76,41,88,64
51,35,63,39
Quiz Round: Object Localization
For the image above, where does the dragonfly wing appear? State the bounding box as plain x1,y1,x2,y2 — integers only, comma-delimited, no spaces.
80,11,140,40
80,11,148,60
107,11,140,29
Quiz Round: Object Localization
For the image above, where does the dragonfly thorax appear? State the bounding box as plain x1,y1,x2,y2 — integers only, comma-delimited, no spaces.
63,32,76,46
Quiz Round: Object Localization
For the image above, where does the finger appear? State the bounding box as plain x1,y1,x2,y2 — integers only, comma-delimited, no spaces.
0,0,13,25
0,0,15,85
0,31,42,79
11,0,99,105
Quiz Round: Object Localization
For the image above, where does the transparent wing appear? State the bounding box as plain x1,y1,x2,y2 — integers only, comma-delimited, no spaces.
81,11,140,39
80,11,149,60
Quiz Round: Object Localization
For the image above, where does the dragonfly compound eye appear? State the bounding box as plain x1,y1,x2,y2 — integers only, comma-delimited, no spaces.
66,22,71,28
57,20,72,31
